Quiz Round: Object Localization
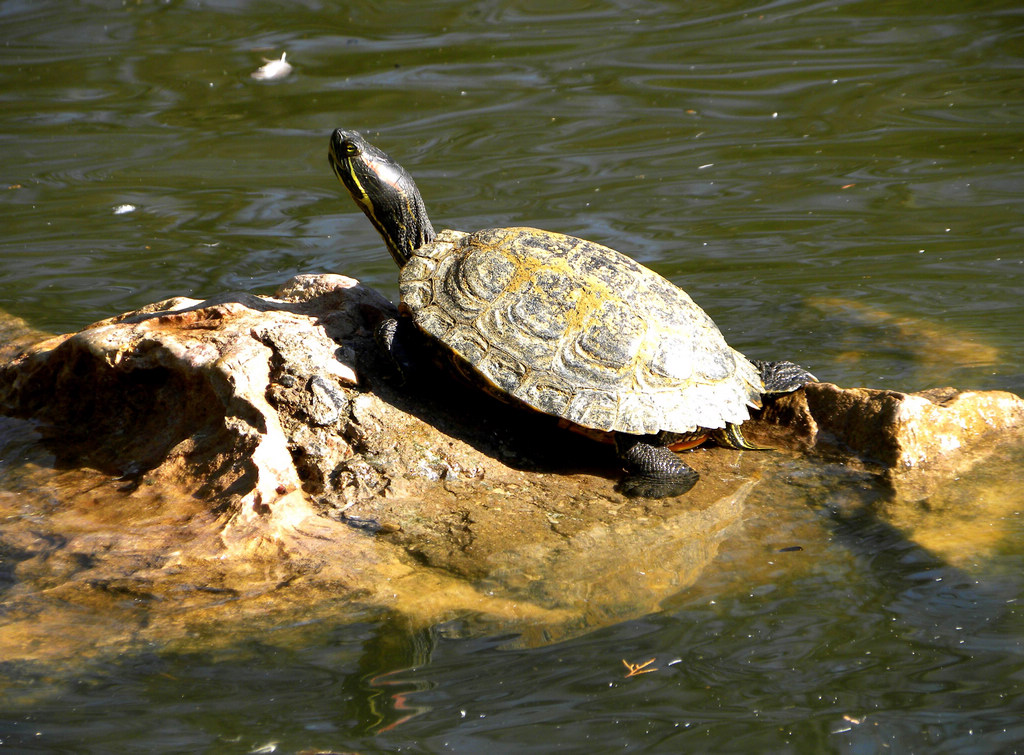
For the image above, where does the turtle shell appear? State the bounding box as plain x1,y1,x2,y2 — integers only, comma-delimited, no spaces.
399,227,763,436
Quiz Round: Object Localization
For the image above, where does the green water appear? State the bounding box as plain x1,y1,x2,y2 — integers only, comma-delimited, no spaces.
2,0,1024,751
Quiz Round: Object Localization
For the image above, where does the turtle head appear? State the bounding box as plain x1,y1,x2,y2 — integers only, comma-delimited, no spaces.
328,129,436,267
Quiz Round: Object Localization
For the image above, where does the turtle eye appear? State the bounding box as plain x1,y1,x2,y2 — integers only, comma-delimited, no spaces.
344,141,360,156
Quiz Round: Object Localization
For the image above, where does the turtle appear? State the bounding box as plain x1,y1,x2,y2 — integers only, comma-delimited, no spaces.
327,128,815,498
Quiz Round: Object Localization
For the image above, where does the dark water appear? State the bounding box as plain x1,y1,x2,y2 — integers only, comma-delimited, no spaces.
2,0,1024,751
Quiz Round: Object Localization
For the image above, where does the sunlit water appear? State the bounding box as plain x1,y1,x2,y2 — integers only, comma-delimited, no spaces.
2,0,1024,750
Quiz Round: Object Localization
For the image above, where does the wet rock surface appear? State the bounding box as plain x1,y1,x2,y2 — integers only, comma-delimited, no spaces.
749,382,1024,466
745,381,1024,501
0,275,1021,661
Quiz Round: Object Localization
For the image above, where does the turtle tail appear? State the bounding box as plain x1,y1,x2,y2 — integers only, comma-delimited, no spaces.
710,423,768,451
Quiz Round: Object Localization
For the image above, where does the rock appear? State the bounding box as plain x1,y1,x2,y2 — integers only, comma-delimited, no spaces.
0,275,762,660
744,381,1024,507
0,280,384,545
747,382,1024,468
1,275,1022,662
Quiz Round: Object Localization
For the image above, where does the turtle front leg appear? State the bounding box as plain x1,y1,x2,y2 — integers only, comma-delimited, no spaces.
375,316,419,383
615,434,699,499
751,359,816,397
708,359,816,451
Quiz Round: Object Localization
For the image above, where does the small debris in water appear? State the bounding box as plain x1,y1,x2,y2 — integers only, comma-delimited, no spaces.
778,545,804,552
113,204,136,215
832,714,866,734
340,514,401,534
622,658,657,677
251,52,292,81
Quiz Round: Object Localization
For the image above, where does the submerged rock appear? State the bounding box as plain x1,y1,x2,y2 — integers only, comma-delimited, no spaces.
0,275,1021,660
804,296,1004,387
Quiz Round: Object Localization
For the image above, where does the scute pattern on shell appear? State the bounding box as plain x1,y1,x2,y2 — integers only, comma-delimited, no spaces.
400,227,763,436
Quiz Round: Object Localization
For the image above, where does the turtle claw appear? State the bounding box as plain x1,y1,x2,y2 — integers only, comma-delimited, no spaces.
375,317,417,384
615,434,700,499
752,359,817,397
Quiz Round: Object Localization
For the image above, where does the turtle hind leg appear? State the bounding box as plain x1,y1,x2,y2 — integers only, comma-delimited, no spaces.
615,434,699,499
751,359,817,397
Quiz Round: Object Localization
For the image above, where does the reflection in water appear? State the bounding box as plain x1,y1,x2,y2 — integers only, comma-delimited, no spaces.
825,502,1014,638
355,619,437,734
